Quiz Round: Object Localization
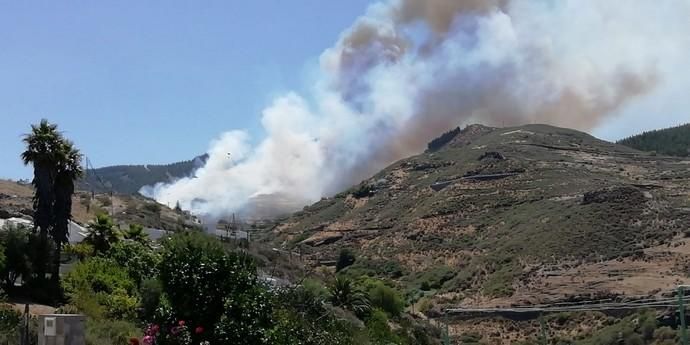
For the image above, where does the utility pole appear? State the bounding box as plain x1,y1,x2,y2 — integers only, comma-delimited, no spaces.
442,320,450,345
539,313,548,345
21,303,29,345
679,285,689,345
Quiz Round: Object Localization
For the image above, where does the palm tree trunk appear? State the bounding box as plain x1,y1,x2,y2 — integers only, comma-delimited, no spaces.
32,163,55,281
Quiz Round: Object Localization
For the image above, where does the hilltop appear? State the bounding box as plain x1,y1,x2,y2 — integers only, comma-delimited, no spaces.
618,123,690,157
271,124,690,309
78,154,208,194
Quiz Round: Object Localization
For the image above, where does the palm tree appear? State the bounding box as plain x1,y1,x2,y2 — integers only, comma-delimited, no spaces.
123,223,150,246
84,214,121,254
329,277,371,316
51,140,83,282
21,120,63,280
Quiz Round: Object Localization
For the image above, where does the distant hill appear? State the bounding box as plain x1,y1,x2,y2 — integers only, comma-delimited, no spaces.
617,123,690,157
78,154,208,194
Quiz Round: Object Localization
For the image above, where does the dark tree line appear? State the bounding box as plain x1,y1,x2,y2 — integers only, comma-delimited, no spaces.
426,126,461,152
617,123,690,157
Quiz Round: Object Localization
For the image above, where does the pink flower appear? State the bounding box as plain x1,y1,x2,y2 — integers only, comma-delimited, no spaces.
142,335,154,345
178,320,186,327
195,326,204,334
146,324,160,336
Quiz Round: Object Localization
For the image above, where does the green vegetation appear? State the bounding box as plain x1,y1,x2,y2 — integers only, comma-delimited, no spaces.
84,213,122,254
123,223,150,246
618,123,690,157
574,311,676,345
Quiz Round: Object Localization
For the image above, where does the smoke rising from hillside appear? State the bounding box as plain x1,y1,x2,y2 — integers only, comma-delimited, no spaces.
143,0,689,218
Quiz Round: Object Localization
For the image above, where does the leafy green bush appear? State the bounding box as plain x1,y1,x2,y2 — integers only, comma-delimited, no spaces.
213,285,274,344
418,297,433,314
104,241,160,285
366,309,401,344
367,281,405,317
0,304,21,342
0,225,32,290
63,257,138,320
85,318,140,345
301,278,329,301
65,242,95,261
139,279,163,322
158,232,257,341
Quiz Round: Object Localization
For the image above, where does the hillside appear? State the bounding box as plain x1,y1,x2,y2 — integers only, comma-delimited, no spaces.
270,124,690,319
618,123,690,157
0,179,196,231
78,154,207,194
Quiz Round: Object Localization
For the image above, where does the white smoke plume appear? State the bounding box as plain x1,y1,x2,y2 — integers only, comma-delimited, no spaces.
143,0,690,218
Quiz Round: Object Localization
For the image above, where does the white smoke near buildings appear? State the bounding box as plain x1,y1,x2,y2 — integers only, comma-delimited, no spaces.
142,0,690,219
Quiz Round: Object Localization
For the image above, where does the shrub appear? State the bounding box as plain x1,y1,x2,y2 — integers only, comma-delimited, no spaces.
0,304,21,341
624,333,643,345
85,318,140,345
335,249,356,272
66,243,95,261
143,203,162,214
653,326,676,341
0,225,32,290
139,279,163,322
366,309,400,344
213,285,274,344
104,241,160,285
158,232,257,340
352,184,374,199
367,281,405,317
301,278,329,301
418,298,433,314
63,257,138,320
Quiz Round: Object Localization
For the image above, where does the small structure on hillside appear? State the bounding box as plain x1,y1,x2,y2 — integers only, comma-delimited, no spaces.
37,314,86,345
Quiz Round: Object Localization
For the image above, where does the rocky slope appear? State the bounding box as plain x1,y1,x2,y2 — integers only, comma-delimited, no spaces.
272,124,690,308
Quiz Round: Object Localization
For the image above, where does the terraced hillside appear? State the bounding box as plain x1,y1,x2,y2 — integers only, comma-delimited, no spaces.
272,124,690,309
0,179,196,231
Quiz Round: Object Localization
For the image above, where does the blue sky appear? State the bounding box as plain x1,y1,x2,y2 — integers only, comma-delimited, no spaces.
0,1,372,179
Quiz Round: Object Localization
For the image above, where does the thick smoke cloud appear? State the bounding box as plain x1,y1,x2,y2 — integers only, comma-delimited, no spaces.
143,0,690,219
